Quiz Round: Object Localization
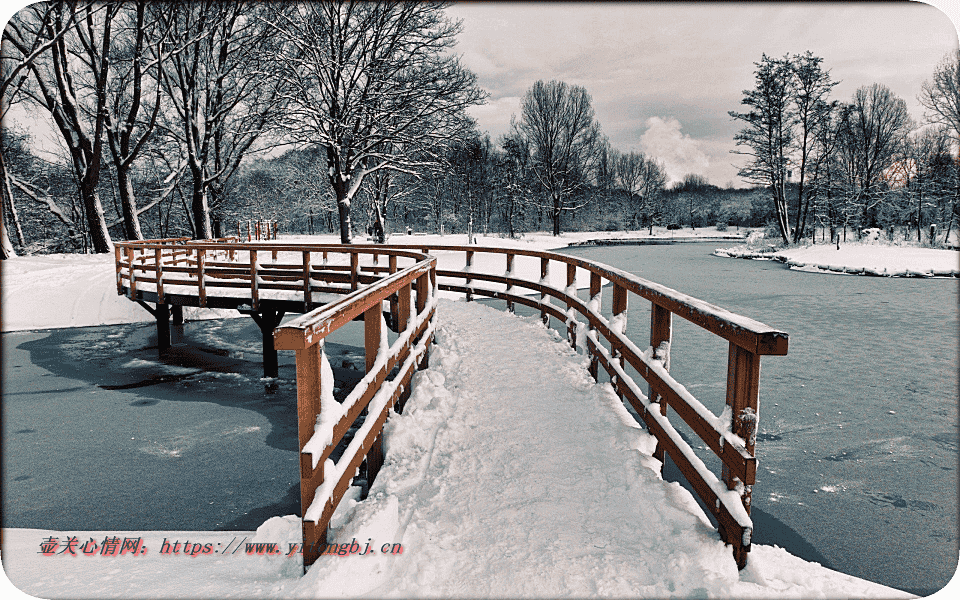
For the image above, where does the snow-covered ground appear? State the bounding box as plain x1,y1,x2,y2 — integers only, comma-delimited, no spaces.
2,231,953,598
714,234,959,278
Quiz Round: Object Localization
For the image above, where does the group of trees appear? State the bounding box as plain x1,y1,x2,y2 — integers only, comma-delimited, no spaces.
732,51,960,246
0,1,486,257
3,3,958,257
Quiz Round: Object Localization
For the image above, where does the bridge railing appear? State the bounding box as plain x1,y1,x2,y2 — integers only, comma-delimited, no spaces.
274,249,436,567
390,244,788,568
115,239,437,569
114,240,787,569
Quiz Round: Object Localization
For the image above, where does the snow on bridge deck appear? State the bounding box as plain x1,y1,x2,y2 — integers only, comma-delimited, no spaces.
291,299,908,598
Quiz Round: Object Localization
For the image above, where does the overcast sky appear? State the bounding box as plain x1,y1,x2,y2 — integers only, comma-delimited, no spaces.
447,1,960,186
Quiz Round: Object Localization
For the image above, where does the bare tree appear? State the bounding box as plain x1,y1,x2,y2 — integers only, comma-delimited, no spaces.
4,1,116,253
789,52,838,241
155,0,286,239
920,50,960,146
615,151,667,233
101,0,170,241
730,54,796,244
516,79,603,236
836,84,913,231
265,1,484,243
1,1,85,257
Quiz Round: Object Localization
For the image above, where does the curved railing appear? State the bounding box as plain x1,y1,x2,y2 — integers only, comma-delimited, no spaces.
114,239,788,570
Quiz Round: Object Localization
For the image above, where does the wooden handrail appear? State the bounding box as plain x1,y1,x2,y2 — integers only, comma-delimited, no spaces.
114,240,788,570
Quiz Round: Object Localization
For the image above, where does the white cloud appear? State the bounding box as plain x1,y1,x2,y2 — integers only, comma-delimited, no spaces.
639,117,709,184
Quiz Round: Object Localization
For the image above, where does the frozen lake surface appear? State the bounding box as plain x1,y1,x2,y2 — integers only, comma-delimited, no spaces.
558,242,958,595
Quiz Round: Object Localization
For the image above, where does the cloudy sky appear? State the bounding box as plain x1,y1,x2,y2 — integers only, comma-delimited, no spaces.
446,1,959,187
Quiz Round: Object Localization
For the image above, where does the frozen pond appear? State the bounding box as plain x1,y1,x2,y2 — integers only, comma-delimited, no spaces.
558,242,958,595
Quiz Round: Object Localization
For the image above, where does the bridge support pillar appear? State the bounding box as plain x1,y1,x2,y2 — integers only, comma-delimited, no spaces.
247,307,286,378
171,305,184,344
156,303,170,352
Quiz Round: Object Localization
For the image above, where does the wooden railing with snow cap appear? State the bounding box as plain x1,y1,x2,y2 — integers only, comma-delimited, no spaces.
387,244,788,569
114,240,787,570
273,251,436,567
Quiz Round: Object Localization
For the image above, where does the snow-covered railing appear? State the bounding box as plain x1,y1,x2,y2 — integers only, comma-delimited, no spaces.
389,244,788,569
115,239,787,570
116,240,438,569
273,251,436,568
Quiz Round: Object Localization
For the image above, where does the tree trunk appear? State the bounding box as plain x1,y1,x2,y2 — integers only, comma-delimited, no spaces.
372,201,386,244
116,165,144,240
79,172,113,253
1,151,25,250
1,209,15,259
552,193,562,236
190,171,212,239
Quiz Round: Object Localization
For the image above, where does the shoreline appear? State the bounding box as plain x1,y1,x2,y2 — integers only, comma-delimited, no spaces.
714,244,960,278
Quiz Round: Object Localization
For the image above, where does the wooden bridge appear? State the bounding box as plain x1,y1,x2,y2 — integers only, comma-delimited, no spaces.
115,238,788,571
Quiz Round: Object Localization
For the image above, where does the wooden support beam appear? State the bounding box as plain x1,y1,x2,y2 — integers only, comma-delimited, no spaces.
156,304,170,353
295,343,324,569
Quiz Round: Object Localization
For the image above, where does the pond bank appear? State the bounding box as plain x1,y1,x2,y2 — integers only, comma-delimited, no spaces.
714,243,960,278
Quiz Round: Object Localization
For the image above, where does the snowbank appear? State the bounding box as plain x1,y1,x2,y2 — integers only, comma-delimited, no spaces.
715,241,959,277
0,253,240,332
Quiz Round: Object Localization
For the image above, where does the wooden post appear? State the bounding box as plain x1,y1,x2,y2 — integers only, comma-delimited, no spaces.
465,250,474,302
611,283,627,398
587,272,602,380
505,253,515,313
722,341,760,569
364,304,385,489
155,248,164,304
566,262,577,348
126,246,137,299
302,251,312,312
197,248,206,308
650,303,672,468
253,308,283,378
350,252,359,291
397,282,411,333
250,249,259,310
296,343,325,568
389,255,399,329
115,245,123,295
540,257,550,325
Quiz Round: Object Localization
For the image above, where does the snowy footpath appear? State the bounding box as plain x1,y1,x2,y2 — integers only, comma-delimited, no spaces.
2,300,913,598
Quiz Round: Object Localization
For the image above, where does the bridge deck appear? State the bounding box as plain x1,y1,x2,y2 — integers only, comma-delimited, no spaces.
327,299,741,596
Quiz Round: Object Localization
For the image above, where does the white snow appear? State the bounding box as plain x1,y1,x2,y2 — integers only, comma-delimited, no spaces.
2,232,948,598
715,240,959,277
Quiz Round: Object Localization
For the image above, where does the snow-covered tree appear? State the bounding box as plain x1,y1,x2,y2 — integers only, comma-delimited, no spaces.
265,1,484,243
